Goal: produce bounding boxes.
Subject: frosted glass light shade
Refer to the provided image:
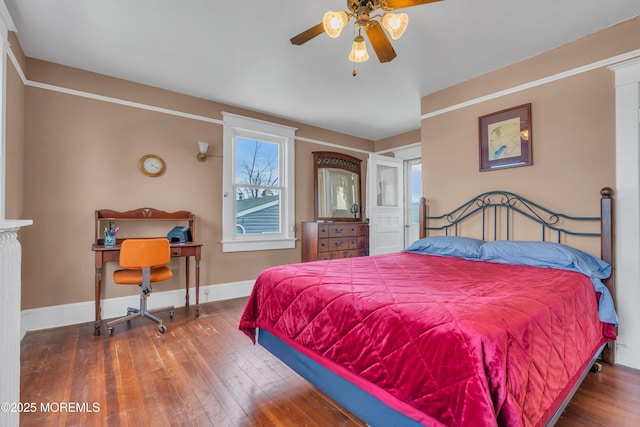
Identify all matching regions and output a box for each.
[381,13,408,40]
[323,11,348,38]
[198,141,209,153]
[197,141,209,161]
[349,35,369,63]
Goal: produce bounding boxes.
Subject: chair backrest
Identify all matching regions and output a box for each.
[119,238,171,269]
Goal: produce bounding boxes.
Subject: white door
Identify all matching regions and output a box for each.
[367,154,404,255]
[405,158,422,246]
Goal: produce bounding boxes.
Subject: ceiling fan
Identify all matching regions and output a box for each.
[290,0,443,64]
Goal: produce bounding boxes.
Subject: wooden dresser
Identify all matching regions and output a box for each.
[301,221,369,262]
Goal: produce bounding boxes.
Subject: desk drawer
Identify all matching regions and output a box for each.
[170,247,182,257]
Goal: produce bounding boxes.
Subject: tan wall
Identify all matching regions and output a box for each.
[421,17,640,254]
[374,129,421,152]
[17,56,374,309]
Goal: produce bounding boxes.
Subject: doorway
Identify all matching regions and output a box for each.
[367,144,422,254]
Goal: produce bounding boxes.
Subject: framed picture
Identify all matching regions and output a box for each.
[478,103,532,171]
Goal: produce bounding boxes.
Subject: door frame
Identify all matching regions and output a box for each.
[391,144,422,247]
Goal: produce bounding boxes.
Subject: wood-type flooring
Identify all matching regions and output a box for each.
[20,297,640,426]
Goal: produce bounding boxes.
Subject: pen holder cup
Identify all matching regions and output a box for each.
[104,233,116,248]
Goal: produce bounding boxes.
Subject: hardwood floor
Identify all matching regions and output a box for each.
[20,297,640,426]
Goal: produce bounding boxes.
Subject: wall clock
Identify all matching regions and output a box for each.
[138,154,166,177]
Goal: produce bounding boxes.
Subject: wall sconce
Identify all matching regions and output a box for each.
[197,141,209,162]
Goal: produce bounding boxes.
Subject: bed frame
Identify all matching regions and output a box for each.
[418,187,615,363]
[257,187,615,427]
[417,187,616,426]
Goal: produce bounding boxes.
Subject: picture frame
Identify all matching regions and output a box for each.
[478,103,532,172]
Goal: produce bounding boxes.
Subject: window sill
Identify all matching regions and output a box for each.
[221,238,297,253]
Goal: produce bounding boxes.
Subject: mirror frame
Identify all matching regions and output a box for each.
[313,151,362,222]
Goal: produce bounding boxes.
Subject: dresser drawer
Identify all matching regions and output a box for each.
[328,237,352,251]
[328,224,358,237]
[301,221,370,262]
[342,249,367,258]
[317,224,330,238]
[318,248,367,260]
[317,252,337,261]
[319,237,359,252]
[318,238,331,252]
[357,235,369,249]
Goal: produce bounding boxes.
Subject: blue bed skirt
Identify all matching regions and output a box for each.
[257,328,424,427]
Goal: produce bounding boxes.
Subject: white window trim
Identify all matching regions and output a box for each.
[221,112,296,252]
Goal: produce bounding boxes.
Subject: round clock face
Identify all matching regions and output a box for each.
[139,154,166,177]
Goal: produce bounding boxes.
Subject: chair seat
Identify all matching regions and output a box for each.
[114,266,173,285]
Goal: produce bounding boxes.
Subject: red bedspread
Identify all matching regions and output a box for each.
[239,252,615,427]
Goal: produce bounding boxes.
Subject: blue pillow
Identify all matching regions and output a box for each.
[477,240,617,324]
[404,236,484,259]
[477,240,611,279]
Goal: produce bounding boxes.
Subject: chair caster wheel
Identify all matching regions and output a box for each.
[170,310,174,318]
[107,327,114,335]
[158,324,166,334]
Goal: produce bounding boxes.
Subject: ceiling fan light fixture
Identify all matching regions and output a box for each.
[381,12,408,40]
[349,35,369,63]
[323,11,349,38]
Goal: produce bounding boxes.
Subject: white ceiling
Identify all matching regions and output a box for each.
[4,0,640,141]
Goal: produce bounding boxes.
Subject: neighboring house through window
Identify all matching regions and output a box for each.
[221,112,296,252]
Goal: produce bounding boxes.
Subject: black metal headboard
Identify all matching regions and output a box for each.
[419,188,613,259]
[421,190,603,242]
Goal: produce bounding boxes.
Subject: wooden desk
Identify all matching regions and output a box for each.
[92,241,202,335]
[91,207,202,336]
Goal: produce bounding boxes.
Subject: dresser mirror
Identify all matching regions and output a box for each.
[313,151,362,221]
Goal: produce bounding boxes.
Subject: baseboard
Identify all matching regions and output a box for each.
[615,339,640,370]
[20,280,254,338]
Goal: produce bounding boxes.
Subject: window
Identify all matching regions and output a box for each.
[221,112,296,252]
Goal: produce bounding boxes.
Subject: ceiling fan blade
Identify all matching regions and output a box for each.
[365,21,397,63]
[290,23,325,45]
[382,0,443,10]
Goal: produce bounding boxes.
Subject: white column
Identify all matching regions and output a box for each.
[0,220,31,427]
[611,58,640,369]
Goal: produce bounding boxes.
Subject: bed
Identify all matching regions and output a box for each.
[239,188,617,427]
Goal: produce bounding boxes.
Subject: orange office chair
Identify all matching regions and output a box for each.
[106,238,175,335]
